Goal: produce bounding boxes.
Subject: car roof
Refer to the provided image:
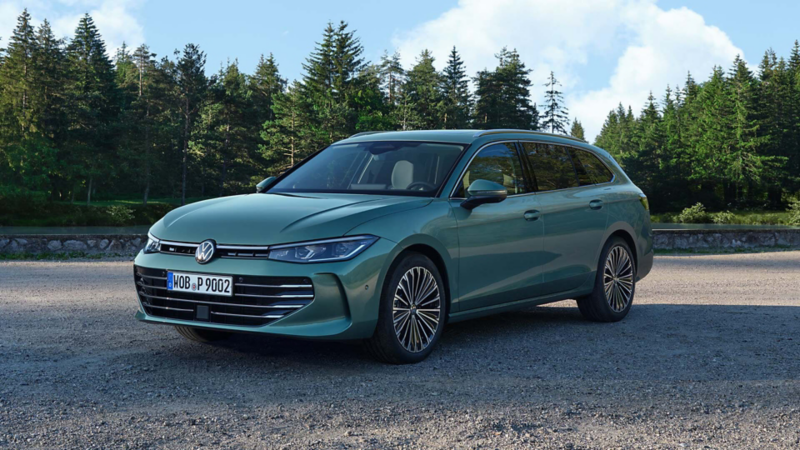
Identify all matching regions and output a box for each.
[340,129,588,146]
[338,129,613,161]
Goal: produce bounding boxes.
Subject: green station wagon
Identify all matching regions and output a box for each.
[134,129,653,363]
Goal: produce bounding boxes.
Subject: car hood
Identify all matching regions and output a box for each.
[150,193,430,245]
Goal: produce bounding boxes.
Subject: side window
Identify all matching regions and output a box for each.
[455,143,528,197]
[571,148,614,184]
[521,142,579,191]
[567,148,594,186]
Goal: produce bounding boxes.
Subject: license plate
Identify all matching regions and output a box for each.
[167,272,233,297]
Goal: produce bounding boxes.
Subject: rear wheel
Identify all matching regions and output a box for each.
[577,237,636,322]
[365,252,446,364]
[174,325,232,343]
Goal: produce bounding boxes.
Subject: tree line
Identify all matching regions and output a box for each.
[2,9,797,215]
[0,10,574,208]
[596,47,800,212]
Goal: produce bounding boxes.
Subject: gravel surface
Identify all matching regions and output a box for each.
[1,252,800,449]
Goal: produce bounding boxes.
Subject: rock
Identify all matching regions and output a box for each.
[0,238,8,249]
[107,240,122,252]
[63,240,88,251]
[87,240,97,248]
[98,239,109,250]
[47,240,63,251]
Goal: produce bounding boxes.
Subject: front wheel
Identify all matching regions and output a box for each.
[365,252,447,364]
[577,237,636,322]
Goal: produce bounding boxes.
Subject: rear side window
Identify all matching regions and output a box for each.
[570,148,614,184]
[455,143,529,197]
[567,148,593,186]
[521,142,579,191]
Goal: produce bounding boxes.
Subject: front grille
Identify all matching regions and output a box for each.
[157,240,271,260]
[134,266,314,326]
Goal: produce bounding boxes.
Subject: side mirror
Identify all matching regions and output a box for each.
[256,176,277,193]
[461,180,508,210]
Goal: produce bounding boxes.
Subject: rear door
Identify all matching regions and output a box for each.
[520,142,609,295]
[451,142,546,311]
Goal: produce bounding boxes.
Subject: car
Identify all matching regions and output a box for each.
[133,129,653,364]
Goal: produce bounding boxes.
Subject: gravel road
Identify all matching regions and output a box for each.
[2,252,800,449]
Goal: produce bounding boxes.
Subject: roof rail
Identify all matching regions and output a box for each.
[348,131,389,138]
[475,129,586,143]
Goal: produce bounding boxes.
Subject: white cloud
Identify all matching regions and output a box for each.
[0,0,144,56]
[393,0,744,140]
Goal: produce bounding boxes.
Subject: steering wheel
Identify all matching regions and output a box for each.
[406,181,437,191]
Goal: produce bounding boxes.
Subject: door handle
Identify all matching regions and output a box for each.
[589,199,604,210]
[523,210,540,221]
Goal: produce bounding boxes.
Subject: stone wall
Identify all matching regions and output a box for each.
[1,230,800,256]
[652,229,800,250]
[0,234,147,255]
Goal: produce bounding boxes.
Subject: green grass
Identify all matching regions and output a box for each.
[1,197,211,227]
[652,210,793,226]
[65,197,210,207]
[0,251,127,260]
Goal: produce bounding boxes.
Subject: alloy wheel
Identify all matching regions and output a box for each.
[603,245,634,312]
[392,266,441,353]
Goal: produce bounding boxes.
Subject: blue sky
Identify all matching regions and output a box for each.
[2,0,799,138]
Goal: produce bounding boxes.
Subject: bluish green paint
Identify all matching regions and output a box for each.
[135,130,653,340]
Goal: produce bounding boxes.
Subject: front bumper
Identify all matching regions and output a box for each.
[133,238,395,340]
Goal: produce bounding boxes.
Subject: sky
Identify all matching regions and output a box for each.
[2,0,799,140]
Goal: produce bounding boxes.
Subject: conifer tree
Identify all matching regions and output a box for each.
[441,46,471,129]
[261,81,306,172]
[569,119,585,141]
[541,71,569,134]
[65,13,118,204]
[406,50,444,129]
[473,48,537,129]
[251,53,286,124]
[379,50,405,106]
[175,43,209,205]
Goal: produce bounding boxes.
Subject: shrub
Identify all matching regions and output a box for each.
[676,203,710,223]
[788,200,800,226]
[106,205,135,225]
[711,210,735,224]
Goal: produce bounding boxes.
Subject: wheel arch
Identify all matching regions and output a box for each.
[605,226,638,271]
[385,236,455,317]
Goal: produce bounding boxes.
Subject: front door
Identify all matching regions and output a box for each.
[451,142,546,311]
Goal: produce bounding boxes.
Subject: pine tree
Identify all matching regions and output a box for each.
[251,53,286,124]
[473,48,537,129]
[379,50,405,106]
[441,46,471,129]
[261,81,307,172]
[570,119,585,141]
[0,10,36,138]
[65,13,118,204]
[405,50,444,129]
[175,43,209,205]
[541,71,569,134]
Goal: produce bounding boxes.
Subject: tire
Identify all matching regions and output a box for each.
[174,325,232,343]
[365,252,447,364]
[577,237,636,322]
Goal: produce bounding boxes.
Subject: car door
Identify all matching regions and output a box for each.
[520,142,609,295]
[450,142,546,311]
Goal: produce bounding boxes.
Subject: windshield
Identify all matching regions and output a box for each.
[269,141,465,196]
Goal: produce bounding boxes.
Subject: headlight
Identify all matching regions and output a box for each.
[268,236,378,263]
[144,233,161,253]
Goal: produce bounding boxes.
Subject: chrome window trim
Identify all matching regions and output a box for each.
[450,139,618,199]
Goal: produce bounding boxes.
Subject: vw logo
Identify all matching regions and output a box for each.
[195,240,216,264]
